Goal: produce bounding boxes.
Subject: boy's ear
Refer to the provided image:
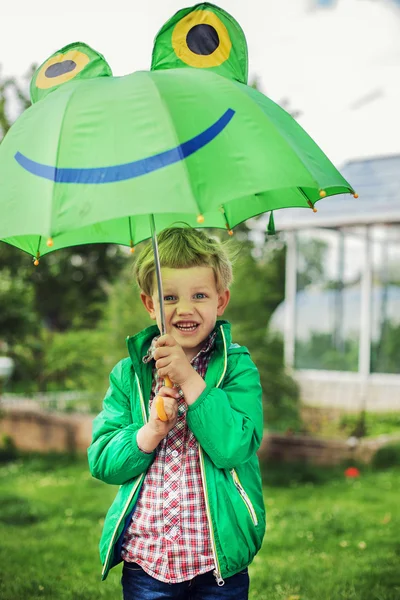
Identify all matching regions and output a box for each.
[140,293,157,320]
[217,289,230,317]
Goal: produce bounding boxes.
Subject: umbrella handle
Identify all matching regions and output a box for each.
[155,376,173,422]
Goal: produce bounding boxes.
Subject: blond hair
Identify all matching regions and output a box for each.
[135,227,233,296]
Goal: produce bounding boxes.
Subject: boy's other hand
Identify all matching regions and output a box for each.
[137,386,179,452]
[149,385,179,435]
[154,334,194,386]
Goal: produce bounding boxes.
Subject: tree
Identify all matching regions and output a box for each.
[224,224,300,429]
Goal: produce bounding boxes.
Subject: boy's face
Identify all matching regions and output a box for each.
[141,266,230,360]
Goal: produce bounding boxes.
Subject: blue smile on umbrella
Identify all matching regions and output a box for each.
[14,109,235,185]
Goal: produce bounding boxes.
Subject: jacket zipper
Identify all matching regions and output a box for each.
[230,468,258,526]
[101,373,147,579]
[198,325,228,587]
[199,448,224,586]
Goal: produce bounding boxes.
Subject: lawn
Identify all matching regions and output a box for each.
[0,455,399,600]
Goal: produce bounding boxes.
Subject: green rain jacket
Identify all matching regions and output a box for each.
[87,320,266,582]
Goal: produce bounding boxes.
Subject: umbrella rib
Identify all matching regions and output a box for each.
[143,72,203,219]
[232,81,353,196]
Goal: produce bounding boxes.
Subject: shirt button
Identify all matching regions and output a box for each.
[171,450,179,458]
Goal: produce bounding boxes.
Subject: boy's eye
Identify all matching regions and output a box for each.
[164,295,176,301]
[194,293,207,299]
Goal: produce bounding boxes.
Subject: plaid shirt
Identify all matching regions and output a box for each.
[121,334,216,583]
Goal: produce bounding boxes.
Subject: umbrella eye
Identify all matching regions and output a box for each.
[31,42,112,104]
[171,10,232,69]
[152,5,248,84]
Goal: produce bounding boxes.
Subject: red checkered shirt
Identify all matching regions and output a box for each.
[121,334,216,583]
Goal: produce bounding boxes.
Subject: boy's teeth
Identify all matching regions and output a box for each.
[176,323,198,331]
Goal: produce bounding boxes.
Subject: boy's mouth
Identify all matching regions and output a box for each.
[173,322,199,333]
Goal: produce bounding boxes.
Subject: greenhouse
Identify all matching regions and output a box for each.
[270,155,400,410]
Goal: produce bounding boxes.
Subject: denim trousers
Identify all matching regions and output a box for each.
[121,562,249,600]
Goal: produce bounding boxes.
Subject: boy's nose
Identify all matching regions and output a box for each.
[176,302,194,315]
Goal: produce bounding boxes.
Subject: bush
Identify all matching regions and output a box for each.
[372,443,400,469]
[10,328,110,395]
[0,435,18,463]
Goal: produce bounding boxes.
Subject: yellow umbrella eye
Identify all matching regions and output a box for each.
[152,5,248,83]
[30,42,112,104]
[36,50,90,90]
[172,10,232,69]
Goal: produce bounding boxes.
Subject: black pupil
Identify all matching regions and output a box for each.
[186,24,219,55]
[45,60,77,78]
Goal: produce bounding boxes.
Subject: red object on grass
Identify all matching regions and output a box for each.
[345,467,360,478]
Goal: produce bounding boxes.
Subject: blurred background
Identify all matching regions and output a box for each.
[0,1,399,599]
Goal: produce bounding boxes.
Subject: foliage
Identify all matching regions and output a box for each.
[296,237,328,292]
[0,266,38,345]
[371,320,400,374]
[9,328,110,395]
[0,435,17,463]
[0,456,399,599]
[372,443,400,469]
[302,409,400,440]
[100,254,153,369]
[224,229,300,428]
[295,332,359,371]
[0,66,32,139]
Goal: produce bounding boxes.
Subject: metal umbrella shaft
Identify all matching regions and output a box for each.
[149,214,172,421]
[150,213,167,336]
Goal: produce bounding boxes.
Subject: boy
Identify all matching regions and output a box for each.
[88,227,265,599]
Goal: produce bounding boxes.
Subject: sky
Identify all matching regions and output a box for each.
[1,0,399,166]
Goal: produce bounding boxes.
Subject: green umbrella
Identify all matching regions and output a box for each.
[0,2,356,418]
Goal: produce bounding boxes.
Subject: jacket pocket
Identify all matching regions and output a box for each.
[230,468,258,526]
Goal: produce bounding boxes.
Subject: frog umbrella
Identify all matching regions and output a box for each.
[0,2,356,419]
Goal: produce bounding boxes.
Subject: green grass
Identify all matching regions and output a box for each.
[0,455,399,600]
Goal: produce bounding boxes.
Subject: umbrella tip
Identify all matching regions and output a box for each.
[197,214,205,224]
[46,237,54,247]
[307,200,318,213]
[33,259,39,266]
[319,189,327,198]
[354,192,359,199]
[130,240,135,253]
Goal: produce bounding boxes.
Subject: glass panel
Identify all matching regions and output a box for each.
[370,225,400,374]
[294,227,363,371]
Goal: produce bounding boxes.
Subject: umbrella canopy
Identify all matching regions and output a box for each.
[0,3,354,260]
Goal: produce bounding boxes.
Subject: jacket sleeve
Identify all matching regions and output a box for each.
[87,359,154,485]
[186,352,263,470]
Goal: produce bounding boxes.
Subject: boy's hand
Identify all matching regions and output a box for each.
[149,385,179,435]
[153,334,195,386]
[137,386,179,452]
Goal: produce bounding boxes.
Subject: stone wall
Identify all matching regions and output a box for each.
[1,406,399,465]
[258,432,400,466]
[0,407,93,453]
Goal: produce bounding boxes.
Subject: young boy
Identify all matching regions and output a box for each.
[88,227,265,599]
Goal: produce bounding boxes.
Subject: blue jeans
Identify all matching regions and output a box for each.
[121,562,249,599]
